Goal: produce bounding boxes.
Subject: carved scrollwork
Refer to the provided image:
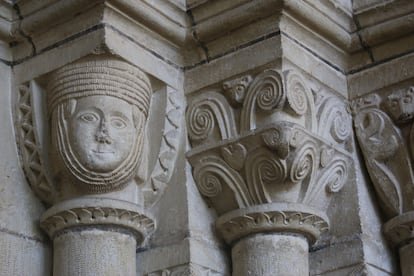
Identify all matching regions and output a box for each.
[303,158,348,208]
[187,91,237,146]
[192,155,253,207]
[318,97,351,144]
[354,107,411,217]
[261,126,291,159]
[285,73,308,116]
[245,148,287,204]
[290,142,317,184]
[240,69,285,132]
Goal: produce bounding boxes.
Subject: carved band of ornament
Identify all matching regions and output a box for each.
[186,91,237,146]
[40,198,155,243]
[17,83,54,204]
[147,88,184,205]
[383,211,414,247]
[147,263,224,276]
[216,203,329,245]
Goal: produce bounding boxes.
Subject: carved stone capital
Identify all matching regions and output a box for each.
[216,203,328,245]
[383,211,414,248]
[40,198,155,245]
[352,91,414,219]
[186,68,351,236]
[188,121,349,216]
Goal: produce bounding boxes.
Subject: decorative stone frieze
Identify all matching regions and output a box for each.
[187,68,351,275]
[352,86,414,275]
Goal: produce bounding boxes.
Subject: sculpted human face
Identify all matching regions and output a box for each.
[67,95,138,173]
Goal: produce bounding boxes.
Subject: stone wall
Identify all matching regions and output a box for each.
[0,0,413,275]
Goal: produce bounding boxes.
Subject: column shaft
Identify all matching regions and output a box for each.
[231,233,309,276]
[53,228,137,276]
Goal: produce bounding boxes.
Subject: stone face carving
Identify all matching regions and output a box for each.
[17,77,183,207]
[48,57,151,195]
[384,87,414,124]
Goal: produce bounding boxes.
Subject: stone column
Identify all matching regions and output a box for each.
[186,69,351,275]
[41,198,154,276]
[216,204,327,276]
[383,212,414,276]
[21,55,156,275]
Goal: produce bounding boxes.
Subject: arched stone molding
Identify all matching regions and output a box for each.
[186,68,352,275]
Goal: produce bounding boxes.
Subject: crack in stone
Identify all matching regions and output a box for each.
[12,3,37,59]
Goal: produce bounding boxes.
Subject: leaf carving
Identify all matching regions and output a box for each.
[366,159,402,216]
[354,108,411,217]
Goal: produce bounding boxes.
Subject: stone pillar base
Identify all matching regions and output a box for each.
[232,233,308,276]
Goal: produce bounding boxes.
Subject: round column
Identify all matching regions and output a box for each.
[41,198,154,276]
[216,203,329,276]
[232,234,308,276]
[384,211,414,276]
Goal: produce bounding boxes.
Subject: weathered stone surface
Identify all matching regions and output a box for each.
[0,0,412,275]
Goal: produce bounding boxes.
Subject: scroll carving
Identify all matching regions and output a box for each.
[187,91,237,146]
[240,69,285,132]
[187,67,351,221]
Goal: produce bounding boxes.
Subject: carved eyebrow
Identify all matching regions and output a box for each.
[75,106,103,117]
[110,110,131,121]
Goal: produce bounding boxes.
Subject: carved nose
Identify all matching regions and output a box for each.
[95,121,112,144]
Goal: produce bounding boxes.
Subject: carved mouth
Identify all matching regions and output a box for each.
[92,149,115,154]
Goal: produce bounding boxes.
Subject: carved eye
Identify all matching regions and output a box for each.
[79,113,98,123]
[111,118,127,129]
[403,97,412,104]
